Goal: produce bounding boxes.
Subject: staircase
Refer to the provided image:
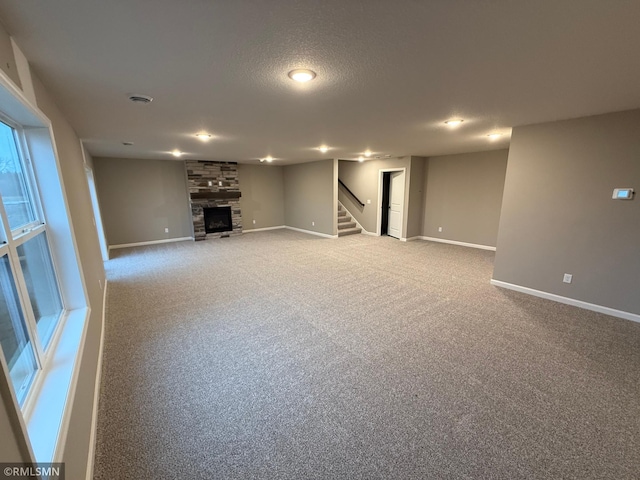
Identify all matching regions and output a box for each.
[337,204,362,237]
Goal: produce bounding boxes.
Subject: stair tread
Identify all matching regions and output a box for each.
[338,222,357,229]
[338,227,362,237]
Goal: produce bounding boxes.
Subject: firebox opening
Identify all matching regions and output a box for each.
[203,206,232,233]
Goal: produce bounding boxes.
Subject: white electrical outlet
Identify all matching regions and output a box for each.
[207,180,213,187]
[252,219,256,225]
[438,227,442,232]
[164,227,169,233]
[218,181,223,186]
[563,273,573,284]
[367,199,371,204]
[312,221,315,226]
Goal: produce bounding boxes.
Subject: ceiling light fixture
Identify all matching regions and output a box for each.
[358,156,364,162]
[195,133,212,141]
[364,150,372,157]
[318,145,329,153]
[263,156,274,163]
[171,149,182,157]
[288,69,316,83]
[445,119,464,127]
[487,133,502,140]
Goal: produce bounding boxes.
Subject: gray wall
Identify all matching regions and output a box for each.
[238,164,285,229]
[0,21,20,88]
[493,110,640,315]
[284,160,335,235]
[93,157,193,246]
[338,156,414,236]
[423,150,508,247]
[408,156,427,239]
[31,74,107,477]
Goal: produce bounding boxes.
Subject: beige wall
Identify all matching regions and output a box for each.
[493,110,640,315]
[284,160,335,235]
[93,157,193,246]
[238,164,285,229]
[422,150,508,247]
[30,74,107,478]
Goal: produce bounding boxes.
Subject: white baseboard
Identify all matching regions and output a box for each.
[420,236,496,251]
[284,226,337,239]
[243,226,286,233]
[490,279,640,324]
[338,201,372,235]
[108,236,193,251]
[85,279,108,480]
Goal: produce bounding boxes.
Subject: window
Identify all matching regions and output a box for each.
[0,119,63,405]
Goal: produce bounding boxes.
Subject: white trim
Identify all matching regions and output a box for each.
[403,236,421,242]
[284,226,337,239]
[490,279,640,324]
[85,280,107,480]
[338,200,371,235]
[420,236,497,251]
[108,236,193,251]
[26,307,90,463]
[243,226,286,233]
[376,167,407,237]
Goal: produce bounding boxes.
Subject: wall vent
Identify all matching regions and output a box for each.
[128,94,153,104]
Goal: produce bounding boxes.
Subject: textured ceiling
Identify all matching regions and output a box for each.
[0,0,639,164]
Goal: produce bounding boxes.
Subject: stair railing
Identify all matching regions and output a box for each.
[338,179,365,207]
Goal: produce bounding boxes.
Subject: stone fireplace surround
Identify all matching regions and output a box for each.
[185,160,242,241]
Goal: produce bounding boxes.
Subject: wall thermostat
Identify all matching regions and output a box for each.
[612,188,634,200]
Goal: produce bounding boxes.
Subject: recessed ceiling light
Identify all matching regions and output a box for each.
[288,69,317,82]
[364,150,372,157]
[128,93,153,104]
[171,149,182,157]
[318,145,329,153]
[264,156,274,163]
[358,156,364,162]
[195,133,212,141]
[445,119,464,127]
[487,133,502,140]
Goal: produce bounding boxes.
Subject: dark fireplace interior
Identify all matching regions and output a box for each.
[203,206,232,233]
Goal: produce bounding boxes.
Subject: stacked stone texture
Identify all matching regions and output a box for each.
[185,160,242,241]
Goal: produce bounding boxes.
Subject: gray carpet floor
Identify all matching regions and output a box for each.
[93,230,640,479]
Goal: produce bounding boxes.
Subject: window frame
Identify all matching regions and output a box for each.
[0,117,66,390]
[0,65,91,465]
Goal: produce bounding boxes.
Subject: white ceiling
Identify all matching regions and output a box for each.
[0,0,639,165]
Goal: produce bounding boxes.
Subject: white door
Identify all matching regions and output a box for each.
[387,171,404,239]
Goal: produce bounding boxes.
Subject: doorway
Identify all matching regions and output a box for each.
[377,168,405,239]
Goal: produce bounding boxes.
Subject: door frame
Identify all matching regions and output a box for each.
[376,168,406,237]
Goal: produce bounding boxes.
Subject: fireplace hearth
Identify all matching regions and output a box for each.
[204,206,232,233]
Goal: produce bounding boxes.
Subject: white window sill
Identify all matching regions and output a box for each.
[25,307,90,463]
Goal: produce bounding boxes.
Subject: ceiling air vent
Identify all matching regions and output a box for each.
[128,94,153,104]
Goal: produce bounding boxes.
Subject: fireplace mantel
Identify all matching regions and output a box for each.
[190,191,242,200]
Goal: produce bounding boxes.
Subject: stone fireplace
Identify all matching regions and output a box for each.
[185,160,242,240]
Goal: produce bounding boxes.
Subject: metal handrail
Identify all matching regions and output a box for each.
[338,179,365,207]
